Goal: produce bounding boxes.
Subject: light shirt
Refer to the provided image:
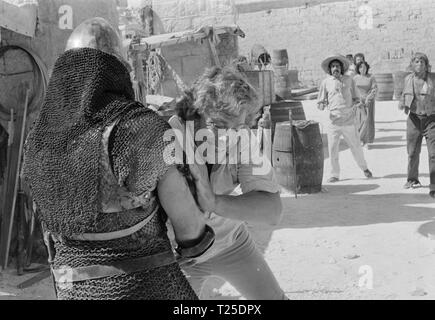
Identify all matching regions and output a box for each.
[168,116,280,263]
[318,74,358,126]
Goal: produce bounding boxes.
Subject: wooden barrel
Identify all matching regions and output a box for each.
[269,100,305,145]
[271,49,289,66]
[270,100,306,124]
[272,122,295,190]
[374,73,394,101]
[273,65,292,101]
[272,120,324,193]
[272,121,292,152]
[393,71,411,100]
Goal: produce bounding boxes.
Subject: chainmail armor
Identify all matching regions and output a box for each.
[23,48,196,300]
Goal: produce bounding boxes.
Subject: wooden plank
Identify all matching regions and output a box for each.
[0,83,29,270]
[132,27,233,52]
[291,92,319,101]
[17,268,51,289]
[291,87,318,97]
[133,33,206,51]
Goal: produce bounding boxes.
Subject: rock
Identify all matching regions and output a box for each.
[328,257,337,264]
[410,288,427,297]
[344,254,360,260]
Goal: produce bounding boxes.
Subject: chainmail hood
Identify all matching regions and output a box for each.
[23,47,150,236]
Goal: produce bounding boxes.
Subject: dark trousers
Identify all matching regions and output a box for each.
[407,112,435,191]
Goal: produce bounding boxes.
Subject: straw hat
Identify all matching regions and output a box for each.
[321,54,350,74]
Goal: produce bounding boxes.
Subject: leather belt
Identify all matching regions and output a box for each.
[51,250,176,283]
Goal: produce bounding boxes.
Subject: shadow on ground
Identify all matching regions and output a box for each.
[275,184,435,229]
[374,135,404,143]
[203,184,434,300]
[418,220,435,238]
[383,173,430,180]
[323,135,406,158]
[246,183,435,258]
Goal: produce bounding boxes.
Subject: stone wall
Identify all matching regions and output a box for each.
[236,0,435,85]
[151,0,237,34]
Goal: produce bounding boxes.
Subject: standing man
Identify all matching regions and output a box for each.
[318,54,373,183]
[399,52,435,198]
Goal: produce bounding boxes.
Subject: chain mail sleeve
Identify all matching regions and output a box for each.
[109,109,175,196]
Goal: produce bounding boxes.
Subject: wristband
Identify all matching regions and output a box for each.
[175,224,215,258]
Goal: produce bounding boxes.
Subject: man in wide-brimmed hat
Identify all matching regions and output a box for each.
[399,52,435,198]
[318,54,373,183]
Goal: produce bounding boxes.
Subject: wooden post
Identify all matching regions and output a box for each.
[289,110,297,199]
[207,35,221,68]
[16,190,26,275]
[0,83,30,271]
[263,106,272,163]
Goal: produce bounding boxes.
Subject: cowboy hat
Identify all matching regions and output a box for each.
[321,54,350,74]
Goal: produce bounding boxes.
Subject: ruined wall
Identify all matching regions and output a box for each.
[236,0,435,85]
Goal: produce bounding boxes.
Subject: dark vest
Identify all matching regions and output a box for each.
[402,73,435,116]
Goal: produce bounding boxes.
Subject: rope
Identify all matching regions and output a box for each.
[145,51,165,94]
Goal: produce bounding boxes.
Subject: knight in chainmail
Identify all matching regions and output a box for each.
[22,18,214,300]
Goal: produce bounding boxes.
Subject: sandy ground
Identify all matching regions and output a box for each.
[1,100,434,300]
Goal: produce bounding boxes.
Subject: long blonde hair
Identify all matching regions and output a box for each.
[176,66,261,128]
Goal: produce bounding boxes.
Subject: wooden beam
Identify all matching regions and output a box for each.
[132,33,206,51]
[131,27,233,52]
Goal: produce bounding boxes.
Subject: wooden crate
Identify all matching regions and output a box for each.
[243,70,275,107]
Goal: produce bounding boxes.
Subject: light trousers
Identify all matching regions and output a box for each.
[328,122,368,179]
[182,225,287,300]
